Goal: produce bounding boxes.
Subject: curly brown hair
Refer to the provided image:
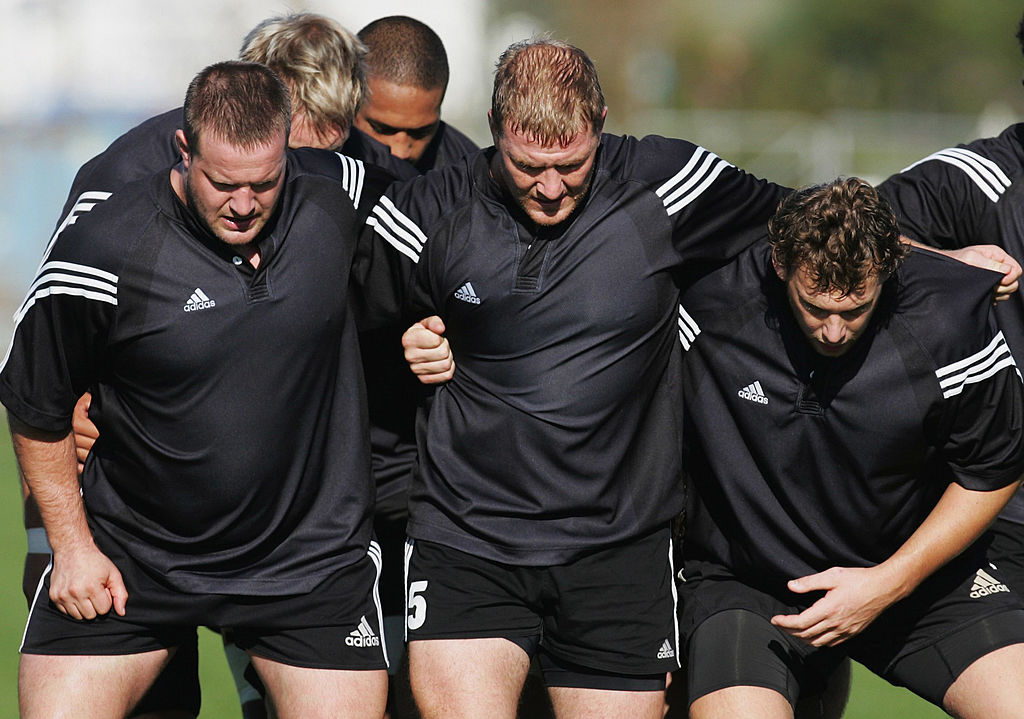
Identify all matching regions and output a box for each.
[769,177,907,296]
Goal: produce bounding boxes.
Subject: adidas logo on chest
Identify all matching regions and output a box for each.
[454,282,481,305]
[183,288,216,312]
[738,380,769,405]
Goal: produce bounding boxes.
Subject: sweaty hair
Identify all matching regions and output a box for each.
[769,178,907,296]
[183,61,291,157]
[241,12,367,139]
[358,15,449,92]
[491,38,606,146]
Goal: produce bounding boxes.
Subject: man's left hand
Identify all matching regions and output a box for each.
[769,565,894,647]
[942,244,1022,301]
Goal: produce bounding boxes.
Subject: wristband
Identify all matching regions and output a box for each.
[26,527,52,554]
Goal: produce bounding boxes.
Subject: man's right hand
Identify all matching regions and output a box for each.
[403,316,455,384]
[50,543,128,620]
[72,392,98,474]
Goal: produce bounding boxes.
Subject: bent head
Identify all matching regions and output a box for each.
[489,39,607,227]
[241,12,366,150]
[355,16,450,162]
[769,178,907,357]
[177,61,290,247]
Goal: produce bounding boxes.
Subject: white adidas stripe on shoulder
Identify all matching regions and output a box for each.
[333,153,366,209]
[936,331,1016,399]
[37,191,113,273]
[677,304,700,350]
[901,148,1011,203]
[15,261,118,323]
[1,196,118,375]
[366,195,426,263]
[656,146,734,217]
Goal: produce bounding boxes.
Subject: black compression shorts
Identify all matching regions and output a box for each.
[679,555,1024,707]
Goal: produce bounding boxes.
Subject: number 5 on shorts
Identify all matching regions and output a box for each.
[408,580,428,630]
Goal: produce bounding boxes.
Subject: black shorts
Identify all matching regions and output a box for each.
[983,517,1024,596]
[404,527,680,688]
[24,540,389,671]
[373,511,408,619]
[373,512,409,676]
[679,555,1024,708]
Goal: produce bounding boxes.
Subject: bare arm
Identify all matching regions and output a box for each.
[771,479,1020,647]
[9,412,127,619]
[21,392,99,605]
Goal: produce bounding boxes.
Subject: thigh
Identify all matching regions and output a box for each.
[942,641,1024,718]
[544,526,680,678]
[404,538,542,641]
[548,685,665,719]
[408,638,530,719]
[250,654,387,719]
[20,650,170,719]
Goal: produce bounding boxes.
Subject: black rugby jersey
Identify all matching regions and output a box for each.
[347,122,478,518]
[59,109,182,220]
[45,108,421,522]
[878,123,1024,524]
[368,133,789,564]
[413,121,479,175]
[0,148,411,594]
[342,127,420,182]
[679,243,1024,596]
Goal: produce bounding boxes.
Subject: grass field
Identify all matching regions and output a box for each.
[0,436,946,718]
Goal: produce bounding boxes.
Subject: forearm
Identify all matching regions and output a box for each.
[8,412,93,555]
[874,479,1019,602]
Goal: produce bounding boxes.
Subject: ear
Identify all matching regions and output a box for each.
[771,250,788,282]
[331,124,348,149]
[314,123,345,151]
[175,130,191,168]
[595,106,608,134]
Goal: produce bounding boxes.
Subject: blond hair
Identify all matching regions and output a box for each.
[491,38,605,146]
[241,13,367,140]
